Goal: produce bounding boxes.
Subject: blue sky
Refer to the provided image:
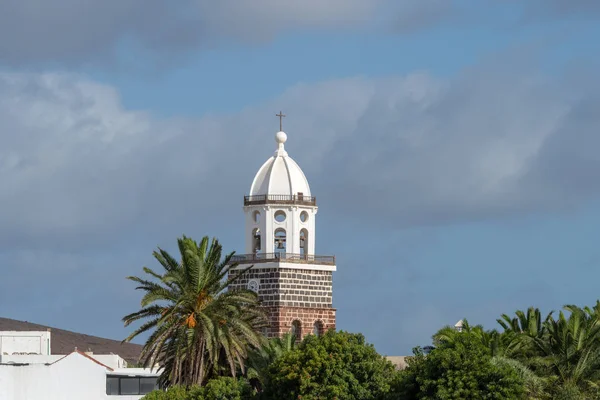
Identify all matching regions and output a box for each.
[1,0,600,355]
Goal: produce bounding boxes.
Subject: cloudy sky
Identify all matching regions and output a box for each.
[1,0,599,355]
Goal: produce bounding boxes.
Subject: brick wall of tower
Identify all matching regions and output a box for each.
[228,266,335,338]
[265,306,336,339]
[228,268,333,308]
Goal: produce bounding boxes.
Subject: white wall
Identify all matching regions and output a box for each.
[0,352,106,400]
[0,354,63,364]
[0,331,51,355]
[88,354,128,369]
[0,352,154,400]
[244,205,317,255]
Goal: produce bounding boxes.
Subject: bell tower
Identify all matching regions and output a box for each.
[228,118,336,339]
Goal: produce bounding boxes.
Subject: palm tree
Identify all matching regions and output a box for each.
[434,319,507,356]
[497,307,554,362]
[122,235,267,387]
[497,307,551,338]
[435,319,550,398]
[246,333,297,391]
[490,356,549,400]
[532,306,600,396]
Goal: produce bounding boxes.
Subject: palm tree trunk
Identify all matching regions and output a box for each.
[198,339,206,385]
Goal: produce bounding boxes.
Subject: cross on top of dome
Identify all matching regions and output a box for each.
[276,111,286,131]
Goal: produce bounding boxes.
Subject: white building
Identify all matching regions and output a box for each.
[0,331,159,400]
[0,330,51,356]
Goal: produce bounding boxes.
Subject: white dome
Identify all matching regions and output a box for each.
[249,131,311,197]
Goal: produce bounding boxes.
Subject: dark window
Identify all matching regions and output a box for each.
[291,320,301,339]
[120,377,140,395]
[106,376,119,395]
[106,375,158,396]
[313,321,323,337]
[140,377,159,394]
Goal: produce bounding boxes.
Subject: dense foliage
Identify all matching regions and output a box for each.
[128,235,600,399]
[123,235,267,386]
[142,377,255,400]
[396,330,525,399]
[260,330,398,400]
[246,332,297,390]
[399,302,600,399]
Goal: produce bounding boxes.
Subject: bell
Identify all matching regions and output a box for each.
[276,240,284,249]
[300,238,305,248]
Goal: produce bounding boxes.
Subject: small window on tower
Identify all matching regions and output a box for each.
[274,228,286,254]
[300,211,309,223]
[291,320,301,339]
[274,210,286,222]
[313,321,324,337]
[253,210,260,223]
[300,229,308,257]
[253,228,261,253]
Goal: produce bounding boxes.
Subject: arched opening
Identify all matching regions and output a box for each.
[253,210,260,223]
[313,321,324,337]
[274,228,286,255]
[291,320,302,340]
[300,228,308,257]
[252,228,261,254]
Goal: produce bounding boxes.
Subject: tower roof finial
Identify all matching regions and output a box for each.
[276,111,286,132]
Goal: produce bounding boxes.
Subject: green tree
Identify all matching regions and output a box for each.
[497,307,549,338]
[398,330,525,399]
[490,357,549,400]
[246,333,297,390]
[123,235,267,387]
[200,376,255,399]
[141,385,189,400]
[261,330,398,400]
[497,307,553,362]
[532,305,600,398]
[142,378,255,400]
[434,319,515,358]
[499,303,600,397]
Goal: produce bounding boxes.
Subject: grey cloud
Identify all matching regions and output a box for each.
[391,0,456,33]
[498,0,600,23]
[523,92,600,202]
[0,0,454,66]
[530,0,600,15]
[2,61,600,350]
[1,63,599,249]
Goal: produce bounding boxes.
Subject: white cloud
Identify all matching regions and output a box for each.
[0,61,598,249]
[1,59,600,352]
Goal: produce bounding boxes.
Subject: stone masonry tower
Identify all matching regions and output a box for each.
[227,122,336,339]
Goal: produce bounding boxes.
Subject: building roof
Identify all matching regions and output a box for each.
[0,317,142,364]
[51,350,114,371]
[386,356,409,370]
[249,131,312,197]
